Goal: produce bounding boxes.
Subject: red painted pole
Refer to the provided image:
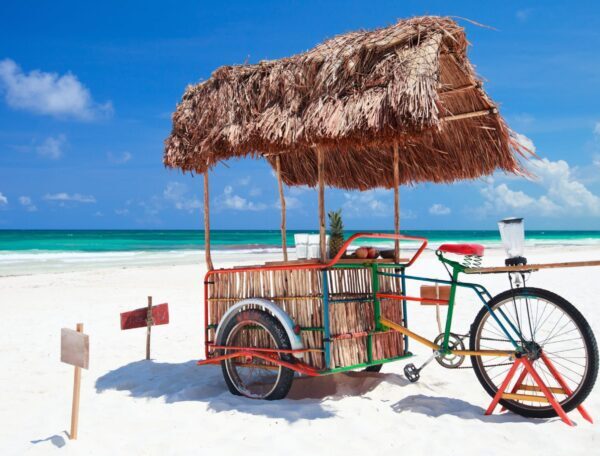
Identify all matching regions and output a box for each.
[520,358,573,426]
[541,353,593,423]
[485,358,522,416]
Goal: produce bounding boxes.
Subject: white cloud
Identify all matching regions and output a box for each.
[531,158,600,214]
[513,132,536,153]
[43,192,96,203]
[429,203,451,215]
[138,197,162,220]
[516,9,532,22]
[18,196,37,211]
[107,151,132,164]
[343,190,391,217]
[36,134,66,159]
[218,185,267,211]
[481,180,558,216]
[238,176,251,186]
[0,59,112,120]
[590,124,600,169]
[480,157,600,217]
[512,113,535,129]
[289,186,310,196]
[0,192,7,206]
[480,133,600,217]
[274,195,302,210]
[163,182,201,213]
[115,208,129,216]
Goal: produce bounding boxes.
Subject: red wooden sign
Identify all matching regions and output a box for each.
[120,303,169,330]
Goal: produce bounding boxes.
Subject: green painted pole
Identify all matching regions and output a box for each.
[372,264,381,331]
[442,266,460,352]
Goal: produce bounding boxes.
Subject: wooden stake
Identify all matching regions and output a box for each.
[70,323,83,440]
[275,156,288,262]
[316,147,326,262]
[203,172,214,271]
[146,296,153,360]
[393,142,400,263]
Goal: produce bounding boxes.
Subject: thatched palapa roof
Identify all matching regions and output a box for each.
[164,16,526,190]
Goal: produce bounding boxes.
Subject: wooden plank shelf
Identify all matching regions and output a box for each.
[465,260,600,274]
[261,258,410,267]
[336,258,408,265]
[262,259,321,267]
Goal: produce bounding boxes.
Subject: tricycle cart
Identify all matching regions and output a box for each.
[164,16,598,423]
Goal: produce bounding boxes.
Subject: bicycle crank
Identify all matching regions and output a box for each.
[433,333,466,368]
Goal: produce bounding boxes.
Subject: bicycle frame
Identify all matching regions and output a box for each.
[376,250,523,357]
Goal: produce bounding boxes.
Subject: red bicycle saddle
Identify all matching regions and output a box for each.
[438,243,485,257]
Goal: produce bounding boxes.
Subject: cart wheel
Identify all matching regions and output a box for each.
[404,363,420,383]
[217,309,294,400]
[470,287,598,418]
[364,364,382,373]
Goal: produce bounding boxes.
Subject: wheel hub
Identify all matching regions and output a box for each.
[521,341,542,361]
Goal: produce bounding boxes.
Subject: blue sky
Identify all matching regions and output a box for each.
[0,0,599,230]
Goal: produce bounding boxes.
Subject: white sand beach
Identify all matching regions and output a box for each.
[1,246,599,455]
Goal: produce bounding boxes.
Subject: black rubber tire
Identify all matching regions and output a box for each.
[217,309,294,400]
[364,364,383,373]
[470,287,598,418]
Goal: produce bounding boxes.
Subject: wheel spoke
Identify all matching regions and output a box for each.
[540,313,566,346]
[543,336,583,345]
[543,327,579,344]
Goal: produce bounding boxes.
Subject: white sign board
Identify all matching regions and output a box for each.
[61,328,89,369]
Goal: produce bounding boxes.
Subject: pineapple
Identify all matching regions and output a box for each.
[328,209,345,257]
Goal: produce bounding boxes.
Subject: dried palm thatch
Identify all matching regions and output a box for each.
[164,16,527,189]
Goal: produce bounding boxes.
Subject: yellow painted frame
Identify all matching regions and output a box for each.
[379,317,516,358]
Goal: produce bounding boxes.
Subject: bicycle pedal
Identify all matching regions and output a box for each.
[404,363,420,383]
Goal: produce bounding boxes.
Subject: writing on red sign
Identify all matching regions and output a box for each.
[120,303,169,330]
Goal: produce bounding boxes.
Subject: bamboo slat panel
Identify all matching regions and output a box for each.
[206,267,404,370]
[331,338,369,367]
[374,297,405,360]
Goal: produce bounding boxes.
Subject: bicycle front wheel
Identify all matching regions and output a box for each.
[470,287,598,418]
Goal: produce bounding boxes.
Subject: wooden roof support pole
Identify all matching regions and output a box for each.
[203,171,214,271]
[393,142,400,263]
[316,147,326,262]
[275,155,288,262]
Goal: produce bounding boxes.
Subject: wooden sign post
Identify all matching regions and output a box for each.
[61,323,89,440]
[120,297,169,360]
[146,296,153,360]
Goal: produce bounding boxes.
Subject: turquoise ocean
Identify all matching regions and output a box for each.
[2,229,600,252]
[1,230,599,275]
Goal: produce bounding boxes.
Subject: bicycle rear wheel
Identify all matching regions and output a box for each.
[470,287,598,418]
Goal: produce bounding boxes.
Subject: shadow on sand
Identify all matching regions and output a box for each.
[97,360,540,424]
[30,432,67,448]
[95,359,410,421]
[391,394,546,424]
